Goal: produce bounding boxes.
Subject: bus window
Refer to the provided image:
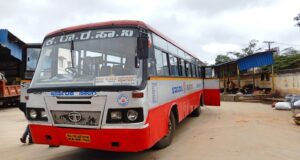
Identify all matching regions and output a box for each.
[198,66,202,78]
[169,54,179,76]
[180,59,186,77]
[155,49,169,76]
[26,48,40,71]
[194,64,198,77]
[191,64,197,77]
[185,61,191,77]
[204,67,215,78]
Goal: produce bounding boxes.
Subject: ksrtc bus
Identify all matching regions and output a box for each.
[27,20,220,152]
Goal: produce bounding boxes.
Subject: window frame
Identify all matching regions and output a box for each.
[150,32,204,78]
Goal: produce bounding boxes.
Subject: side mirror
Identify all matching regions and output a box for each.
[137,35,149,59]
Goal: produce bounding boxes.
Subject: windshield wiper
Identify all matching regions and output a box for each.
[70,40,75,68]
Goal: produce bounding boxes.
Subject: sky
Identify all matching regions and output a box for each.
[1,0,300,64]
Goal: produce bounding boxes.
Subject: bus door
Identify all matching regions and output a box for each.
[202,66,220,106]
[20,44,42,106]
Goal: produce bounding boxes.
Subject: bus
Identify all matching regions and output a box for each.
[26,20,220,152]
[20,44,41,108]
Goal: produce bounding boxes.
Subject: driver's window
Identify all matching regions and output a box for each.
[37,48,53,80]
[26,48,41,71]
[57,48,72,74]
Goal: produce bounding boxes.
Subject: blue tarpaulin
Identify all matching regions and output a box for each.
[237,51,273,71]
[0,29,24,60]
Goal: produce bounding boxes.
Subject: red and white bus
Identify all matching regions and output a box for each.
[26,20,220,152]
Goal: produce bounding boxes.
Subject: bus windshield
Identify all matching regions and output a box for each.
[30,28,143,89]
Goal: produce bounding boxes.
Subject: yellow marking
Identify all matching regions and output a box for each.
[66,133,91,143]
[149,76,203,80]
[21,80,32,83]
[204,78,219,80]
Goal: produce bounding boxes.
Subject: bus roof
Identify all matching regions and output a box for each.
[46,20,200,62]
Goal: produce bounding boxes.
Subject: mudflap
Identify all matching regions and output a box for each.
[203,79,220,106]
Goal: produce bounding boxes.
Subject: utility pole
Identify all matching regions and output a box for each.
[263,41,275,51]
[263,41,275,93]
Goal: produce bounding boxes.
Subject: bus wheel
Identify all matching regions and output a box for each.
[153,112,176,149]
[191,106,201,117]
[191,97,203,117]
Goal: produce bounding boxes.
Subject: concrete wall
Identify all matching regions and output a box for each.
[274,72,300,96]
[219,72,300,96]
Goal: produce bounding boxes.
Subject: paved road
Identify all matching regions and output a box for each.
[1,102,300,160]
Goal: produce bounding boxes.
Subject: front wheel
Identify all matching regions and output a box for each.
[153,113,176,149]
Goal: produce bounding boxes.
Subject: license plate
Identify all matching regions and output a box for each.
[66,133,91,143]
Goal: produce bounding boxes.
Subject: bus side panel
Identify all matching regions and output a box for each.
[147,103,170,146]
[146,90,203,147]
[204,79,221,106]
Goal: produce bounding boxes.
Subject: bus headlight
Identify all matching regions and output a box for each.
[29,109,38,119]
[111,111,122,120]
[107,108,144,123]
[127,109,138,121]
[41,110,47,118]
[26,108,48,121]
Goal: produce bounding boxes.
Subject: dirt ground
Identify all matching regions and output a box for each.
[1,102,300,160]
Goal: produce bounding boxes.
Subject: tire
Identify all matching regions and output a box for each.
[191,97,203,117]
[153,112,176,149]
[190,106,201,117]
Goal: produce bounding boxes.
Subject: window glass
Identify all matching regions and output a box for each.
[193,64,197,77]
[178,49,185,59]
[155,49,169,76]
[26,48,41,71]
[31,28,142,89]
[168,43,177,55]
[205,67,215,78]
[198,66,202,78]
[169,55,179,76]
[194,65,198,77]
[190,63,194,77]
[153,34,168,51]
[185,61,191,77]
[180,59,186,77]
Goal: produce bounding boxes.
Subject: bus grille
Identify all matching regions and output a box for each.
[51,111,101,126]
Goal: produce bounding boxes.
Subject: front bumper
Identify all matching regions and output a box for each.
[29,124,151,152]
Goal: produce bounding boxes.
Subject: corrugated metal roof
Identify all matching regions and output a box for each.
[0,29,25,60]
[237,51,273,71]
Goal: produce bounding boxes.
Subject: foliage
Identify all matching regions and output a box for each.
[240,39,262,56]
[214,39,261,64]
[274,48,300,71]
[215,54,232,64]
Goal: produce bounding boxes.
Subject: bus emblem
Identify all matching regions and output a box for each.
[117,94,129,106]
[68,112,82,123]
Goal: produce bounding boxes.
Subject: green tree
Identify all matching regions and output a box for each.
[241,39,262,56]
[281,47,298,56]
[214,39,261,65]
[215,54,232,64]
[227,39,261,59]
[274,47,300,70]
